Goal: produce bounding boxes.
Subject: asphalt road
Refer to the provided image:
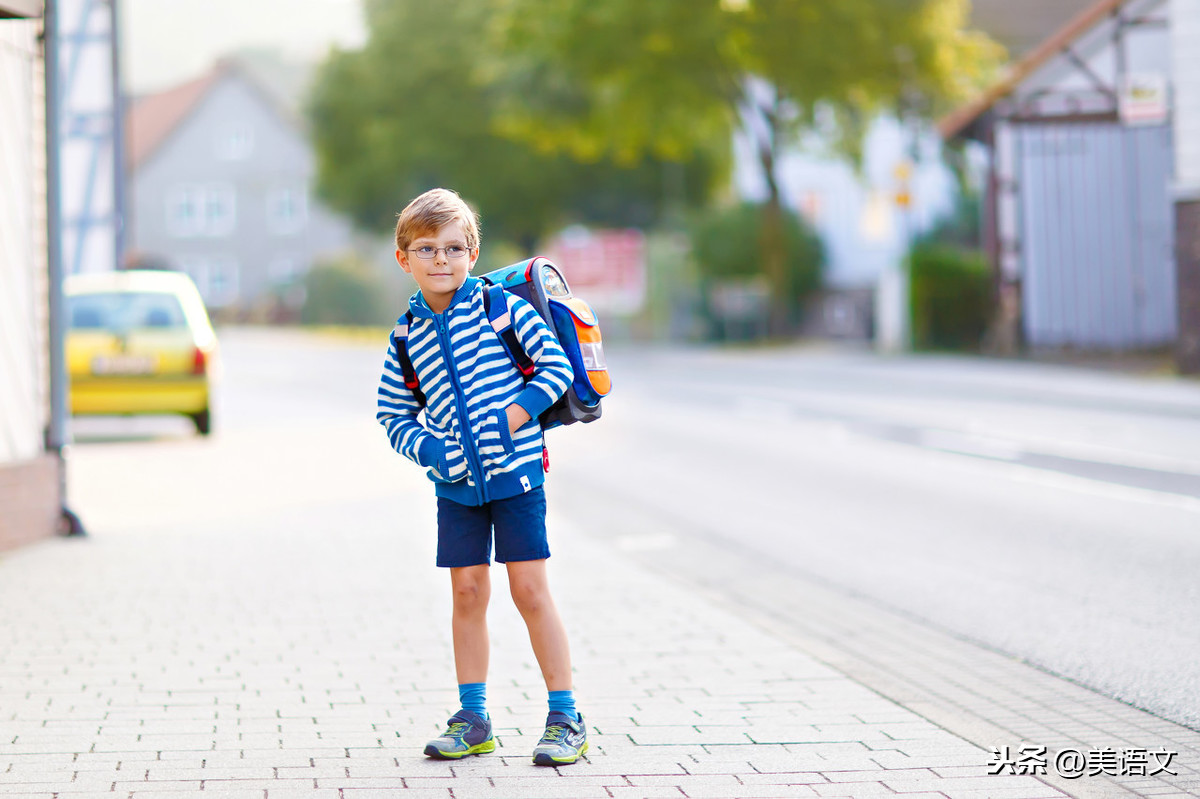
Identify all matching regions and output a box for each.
[69,328,1200,732]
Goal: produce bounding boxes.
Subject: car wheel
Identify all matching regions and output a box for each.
[191,408,212,436]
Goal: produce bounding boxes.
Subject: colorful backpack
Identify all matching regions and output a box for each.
[479,257,610,428]
[393,257,611,430]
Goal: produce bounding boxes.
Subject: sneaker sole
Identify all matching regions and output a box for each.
[532,741,588,766]
[424,739,496,759]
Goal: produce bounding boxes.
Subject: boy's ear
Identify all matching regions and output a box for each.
[395,248,413,274]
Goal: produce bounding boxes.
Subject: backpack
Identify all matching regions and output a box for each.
[392,256,611,430]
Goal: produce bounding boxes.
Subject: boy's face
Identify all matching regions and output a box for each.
[396,220,479,313]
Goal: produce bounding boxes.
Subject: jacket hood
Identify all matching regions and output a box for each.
[408,276,483,319]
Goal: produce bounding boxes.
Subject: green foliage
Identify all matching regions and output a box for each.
[307,0,724,248]
[488,0,1004,166]
[300,257,394,326]
[488,0,1002,334]
[919,189,982,250]
[690,202,823,311]
[909,242,991,351]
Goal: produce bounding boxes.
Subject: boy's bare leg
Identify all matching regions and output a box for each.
[506,559,572,691]
[450,565,491,684]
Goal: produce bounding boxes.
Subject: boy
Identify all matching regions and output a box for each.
[376,188,588,766]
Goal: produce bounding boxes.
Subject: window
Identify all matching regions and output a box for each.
[267,186,308,235]
[178,254,240,308]
[207,256,239,306]
[216,125,254,160]
[167,186,202,237]
[204,185,236,236]
[68,292,187,330]
[166,184,237,238]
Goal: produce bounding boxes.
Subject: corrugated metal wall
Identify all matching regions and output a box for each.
[0,18,48,464]
[1016,122,1177,349]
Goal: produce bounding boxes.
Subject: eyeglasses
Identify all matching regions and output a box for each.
[408,245,471,260]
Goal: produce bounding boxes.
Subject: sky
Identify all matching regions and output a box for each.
[120,0,366,93]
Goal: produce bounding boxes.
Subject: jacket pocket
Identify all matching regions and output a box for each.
[477,407,516,472]
[427,438,468,484]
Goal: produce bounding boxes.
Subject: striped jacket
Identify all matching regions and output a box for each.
[377,276,574,506]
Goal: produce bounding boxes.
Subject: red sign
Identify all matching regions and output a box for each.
[543,227,646,314]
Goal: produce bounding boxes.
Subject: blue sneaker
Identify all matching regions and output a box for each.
[424,710,495,759]
[532,711,588,766]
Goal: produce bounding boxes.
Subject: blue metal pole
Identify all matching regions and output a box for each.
[44,0,85,535]
[110,0,126,268]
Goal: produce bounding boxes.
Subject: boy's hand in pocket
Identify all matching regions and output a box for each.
[505,403,531,434]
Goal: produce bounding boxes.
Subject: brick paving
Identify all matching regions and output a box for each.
[0,407,1194,798]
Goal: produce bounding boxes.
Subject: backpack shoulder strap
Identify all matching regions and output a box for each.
[483,284,535,379]
[391,311,427,408]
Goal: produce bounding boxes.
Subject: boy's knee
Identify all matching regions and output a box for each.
[452,575,490,611]
[510,579,549,616]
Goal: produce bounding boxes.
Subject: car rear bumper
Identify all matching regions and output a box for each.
[69,377,209,415]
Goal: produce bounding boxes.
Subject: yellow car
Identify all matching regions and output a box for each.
[66,270,218,435]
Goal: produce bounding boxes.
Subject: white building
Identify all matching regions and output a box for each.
[0,0,62,550]
[733,103,960,343]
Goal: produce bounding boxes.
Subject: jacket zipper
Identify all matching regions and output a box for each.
[435,311,488,504]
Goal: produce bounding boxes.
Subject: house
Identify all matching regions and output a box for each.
[124,53,355,313]
[1,0,62,550]
[939,0,1193,362]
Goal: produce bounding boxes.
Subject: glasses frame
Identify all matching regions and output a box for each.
[406,245,473,260]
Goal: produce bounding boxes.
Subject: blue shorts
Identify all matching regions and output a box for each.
[436,486,550,567]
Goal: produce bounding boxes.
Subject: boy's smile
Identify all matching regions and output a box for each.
[397,220,479,313]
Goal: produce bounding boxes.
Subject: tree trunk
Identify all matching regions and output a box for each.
[755,103,790,338]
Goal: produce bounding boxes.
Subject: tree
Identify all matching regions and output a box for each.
[488,0,1003,332]
[690,201,823,337]
[307,0,723,250]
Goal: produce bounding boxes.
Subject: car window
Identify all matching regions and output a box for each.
[69,292,188,330]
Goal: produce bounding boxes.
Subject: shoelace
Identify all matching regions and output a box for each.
[539,724,569,744]
[444,722,469,738]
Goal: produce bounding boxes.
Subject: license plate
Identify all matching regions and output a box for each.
[91,354,157,375]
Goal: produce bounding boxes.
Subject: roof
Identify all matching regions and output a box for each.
[938,0,1130,139]
[125,71,220,169]
[125,52,314,170]
[969,0,1096,56]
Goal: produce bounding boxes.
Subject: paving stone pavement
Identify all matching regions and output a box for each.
[0,410,1195,799]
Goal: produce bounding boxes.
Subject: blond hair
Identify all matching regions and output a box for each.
[394,188,481,252]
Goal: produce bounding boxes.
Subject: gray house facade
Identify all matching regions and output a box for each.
[125,56,354,312]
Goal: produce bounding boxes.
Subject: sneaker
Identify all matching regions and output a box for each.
[532,711,588,766]
[424,710,495,759]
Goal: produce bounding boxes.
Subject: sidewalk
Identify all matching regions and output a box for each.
[1,410,1197,798]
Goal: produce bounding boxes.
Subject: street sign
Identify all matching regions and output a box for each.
[1119,73,1169,127]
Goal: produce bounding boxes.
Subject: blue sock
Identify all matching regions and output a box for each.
[548,689,577,720]
[459,682,487,719]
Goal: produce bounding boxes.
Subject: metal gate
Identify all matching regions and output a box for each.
[1016,121,1176,349]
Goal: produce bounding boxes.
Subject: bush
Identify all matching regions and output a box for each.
[688,202,823,337]
[909,243,992,351]
[300,256,394,326]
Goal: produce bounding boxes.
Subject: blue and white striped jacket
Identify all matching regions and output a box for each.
[377,276,574,506]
